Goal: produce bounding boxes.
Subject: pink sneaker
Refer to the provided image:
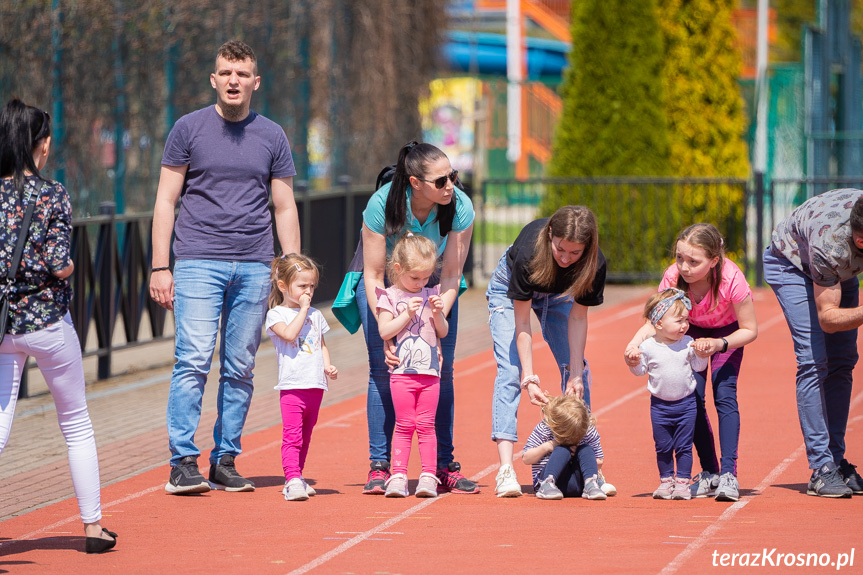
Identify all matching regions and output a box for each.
[653,476,674,500]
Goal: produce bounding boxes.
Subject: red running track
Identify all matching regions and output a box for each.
[1,288,861,574]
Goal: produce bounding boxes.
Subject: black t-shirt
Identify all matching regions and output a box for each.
[505,218,606,305]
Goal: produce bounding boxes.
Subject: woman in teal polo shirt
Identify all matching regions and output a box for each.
[358,141,478,495]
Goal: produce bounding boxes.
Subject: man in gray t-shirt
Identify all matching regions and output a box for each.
[764,188,863,498]
[150,40,300,495]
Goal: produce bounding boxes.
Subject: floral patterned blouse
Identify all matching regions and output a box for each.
[1,176,73,334]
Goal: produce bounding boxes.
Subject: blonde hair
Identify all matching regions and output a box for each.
[269,253,320,308]
[386,234,439,285]
[542,395,595,446]
[673,223,724,311]
[643,288,689,323]
[528,206,599,300]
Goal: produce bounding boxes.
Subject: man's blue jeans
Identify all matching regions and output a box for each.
[357,278,458,468]
[487,252,592,442]
[167,260,270,467]
[763,248,858,469]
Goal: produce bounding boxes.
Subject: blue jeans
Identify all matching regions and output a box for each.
[763,248,858,469]
[487,252,592,442]
[536,444,598,497]
[687,322,743,477]
[167,259,271,466]
[357,278,458,468]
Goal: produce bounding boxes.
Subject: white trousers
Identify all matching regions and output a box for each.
[0,313,102,523]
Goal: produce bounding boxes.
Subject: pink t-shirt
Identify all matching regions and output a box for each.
[658,259,751,329]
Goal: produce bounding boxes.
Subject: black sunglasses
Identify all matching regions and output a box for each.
[417,169,458,189]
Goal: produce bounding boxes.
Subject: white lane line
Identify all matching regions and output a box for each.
[658,389,863,575]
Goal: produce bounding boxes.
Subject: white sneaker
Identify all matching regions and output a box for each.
[385,473,409,498]
[302,477,316,497]
[597,471,617,496]
[283,477,309,501]
[415,472,440,498]
[495,464,522,498]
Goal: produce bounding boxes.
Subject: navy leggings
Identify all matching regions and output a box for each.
[651,394,696,479]
[536,444,598,497]
[687,322,743,477]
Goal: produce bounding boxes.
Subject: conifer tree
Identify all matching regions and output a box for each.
[547,0,670,179]
[659,0,749,177]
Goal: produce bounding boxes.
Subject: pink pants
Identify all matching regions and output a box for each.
[390,373,440,475]
[280,388,324,481]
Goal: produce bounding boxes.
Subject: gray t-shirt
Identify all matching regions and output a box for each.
[162,106,296,262]
[771,188,863,286]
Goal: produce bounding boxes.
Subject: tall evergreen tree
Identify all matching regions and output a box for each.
[659,0,750,177]
[548,0,670,178]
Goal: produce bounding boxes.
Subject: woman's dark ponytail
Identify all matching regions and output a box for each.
[384,141,416,237]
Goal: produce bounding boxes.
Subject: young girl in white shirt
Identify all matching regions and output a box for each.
[629,288,708,500]
[266,254,338,501]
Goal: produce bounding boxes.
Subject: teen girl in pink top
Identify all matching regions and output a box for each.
[625,223,758,502]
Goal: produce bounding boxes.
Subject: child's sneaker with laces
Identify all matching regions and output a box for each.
[436,461,480,494]
[597,470,617,496]
[807,462,853,498]
[535,476,563,500]
[653,476,675,500]
[415,472,440,498]
[385,473,409,498]
[671,477,691,500]
[283,477,309,501]
[714,472,739,502]
[690,471,719,498]
[838,459,863,494]
[362,461,390,495]
[495,463,522,497]
[581,475,607,500]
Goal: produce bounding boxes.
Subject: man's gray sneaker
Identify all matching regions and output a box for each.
[165,455,211,495]
[535,476,563,500]
[690,471,719,498]
[838,459,863,494]
[807,462,852,498]
[714,472,740,502]
[208,454,255,492]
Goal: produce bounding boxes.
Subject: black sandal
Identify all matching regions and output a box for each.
[85,527,118,554]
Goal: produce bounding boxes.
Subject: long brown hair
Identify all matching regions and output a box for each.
[528,205,599,300]
[269,253,320,309]
[673,223,724,310]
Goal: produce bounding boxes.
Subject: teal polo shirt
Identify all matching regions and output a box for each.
[362,182,475,256]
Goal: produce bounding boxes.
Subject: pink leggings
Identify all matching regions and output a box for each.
[390,374,440,475]
[280,388,324,481]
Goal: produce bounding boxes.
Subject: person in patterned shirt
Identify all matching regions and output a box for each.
[0,99,117,553]
[764,189,863,498]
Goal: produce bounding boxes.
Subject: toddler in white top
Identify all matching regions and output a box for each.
[265,254,338,501]
[629,288,708,500]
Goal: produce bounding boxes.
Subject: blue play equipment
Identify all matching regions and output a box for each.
[443,30,569,79]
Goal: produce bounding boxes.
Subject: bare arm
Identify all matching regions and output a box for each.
[565,302,589,398]
[694,295,759,355]
[322,335,338,379]
[270,302,310,342]
[271,176,300,255]
[362,224,388,317]
[439,224,473,315]
[523,440,556,465]
[430,294,449,338]
[513,298,548,405]
[814,282,863,333]
[377,309,412,341]
[624,320,655,366]
[149,165,187,310]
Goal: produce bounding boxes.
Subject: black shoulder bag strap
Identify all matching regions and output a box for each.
[5,183,40,284]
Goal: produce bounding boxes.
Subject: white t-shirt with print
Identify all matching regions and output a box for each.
[265,306,330,391]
